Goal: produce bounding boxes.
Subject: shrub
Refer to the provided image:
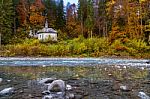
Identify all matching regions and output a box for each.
[125,39,149,52]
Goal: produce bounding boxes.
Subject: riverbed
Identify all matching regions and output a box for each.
[0,57,150,99]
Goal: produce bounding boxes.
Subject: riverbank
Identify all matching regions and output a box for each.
[0,38,150,59]
[0,65,150,99]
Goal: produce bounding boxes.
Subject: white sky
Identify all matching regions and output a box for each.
[63,0,78,5]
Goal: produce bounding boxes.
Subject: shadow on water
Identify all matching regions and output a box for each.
[0,65,150,99]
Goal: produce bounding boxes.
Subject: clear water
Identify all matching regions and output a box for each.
[0,57,149,67]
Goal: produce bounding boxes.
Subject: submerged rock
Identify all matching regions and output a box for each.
[138,92,150,99]
[0,87,14,96]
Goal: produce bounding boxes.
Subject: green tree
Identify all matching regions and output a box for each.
[85,0,94,38]
[43,0,57,27]
[55,0,66,29]
[98,0,108,37]
[0,0,15,44]
[78,0,88,36]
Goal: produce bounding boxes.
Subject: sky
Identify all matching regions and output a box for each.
[63,0,78,5]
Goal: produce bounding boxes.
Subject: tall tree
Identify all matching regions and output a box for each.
[43,0,57,27]
[29,0,45,29]
[0,0,14,44]
[55,0,66,29]
[98,0,108,37]
[66,3,80,38]
[85,0,94,38]
[78,0,88,36]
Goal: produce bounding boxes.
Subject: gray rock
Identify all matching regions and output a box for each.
[42,90,51,95]
[67,93,75,99]
[120,85,130,91]
[0,87,14,96]
[48,80,65,92]
[0,78,2,83]
[42,95,53,99]
[138,92,150,99]
[7,80,11,82]
[39,78,56,84]
[66,84,72,91]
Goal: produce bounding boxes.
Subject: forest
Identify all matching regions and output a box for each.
[0,0,150,58]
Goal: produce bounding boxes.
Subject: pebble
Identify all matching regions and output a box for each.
[42,95,53,99]
[7,80,11,82]
[108,74,112,76]
[120,85,130,92]
[115,65,120,69]
[66,84,72,91]
[123,66,127,69]
[0,87,14,96]
[140,67,145,70]
[0,78,2,83]
[67,93,74,99]
[42,65,46,67]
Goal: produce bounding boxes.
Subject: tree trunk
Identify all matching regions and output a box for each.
[81,16,84,36]
[0,33,1,48]
[105,21,108,37]
[14,17,16,34]
[91,30,92,38]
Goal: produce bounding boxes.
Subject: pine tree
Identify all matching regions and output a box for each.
[55,0,66,29]
[0,0,15,44]
[85,0,94,38]
[98,0,108,37]
[43,0,57,28]
[78,0,88,36]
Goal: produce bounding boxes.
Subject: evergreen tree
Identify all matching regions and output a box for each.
[98,0,108,37]
[0,0,15,44]
[85,0,94,38]
[55,0,66,29]
[43,0,57,27]
[78,0,88,36]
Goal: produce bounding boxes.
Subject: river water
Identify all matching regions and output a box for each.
[0,57,150,67]
[0,57,150,99]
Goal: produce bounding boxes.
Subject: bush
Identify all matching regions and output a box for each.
[2,37,150,58]
[125,39,149,53]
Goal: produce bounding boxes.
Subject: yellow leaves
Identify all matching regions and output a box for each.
[111,0,116,5]
[29,13,45,25]
[139,0,146,3]
[30,5,36,12]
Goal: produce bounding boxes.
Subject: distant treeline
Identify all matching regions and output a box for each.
[0,0,150,46]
